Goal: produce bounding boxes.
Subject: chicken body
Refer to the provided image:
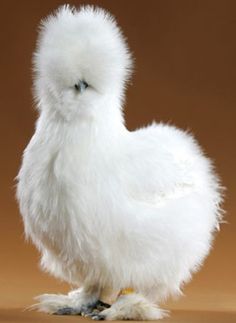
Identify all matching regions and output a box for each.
[17,6,222,320]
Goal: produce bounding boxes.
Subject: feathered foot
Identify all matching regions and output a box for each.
[29,287,101,315]
[88,293,169,321]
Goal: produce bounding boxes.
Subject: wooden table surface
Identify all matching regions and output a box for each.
[1,309,236,323]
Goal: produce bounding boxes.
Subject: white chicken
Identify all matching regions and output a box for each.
[17,5,223,321]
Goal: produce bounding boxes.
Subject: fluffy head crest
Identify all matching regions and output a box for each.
[33,5,133,106]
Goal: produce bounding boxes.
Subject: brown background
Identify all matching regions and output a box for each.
[0,0,235,322]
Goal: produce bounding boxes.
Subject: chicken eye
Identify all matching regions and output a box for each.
[74,80,88,93]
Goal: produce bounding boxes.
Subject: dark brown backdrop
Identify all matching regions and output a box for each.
[0,0,235,322]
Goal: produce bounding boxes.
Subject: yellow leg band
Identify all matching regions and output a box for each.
[118,288,135,297]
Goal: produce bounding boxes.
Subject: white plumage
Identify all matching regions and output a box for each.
[17,5,223,320]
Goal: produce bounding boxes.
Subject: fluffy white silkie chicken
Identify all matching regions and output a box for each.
[17,5,223,321]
